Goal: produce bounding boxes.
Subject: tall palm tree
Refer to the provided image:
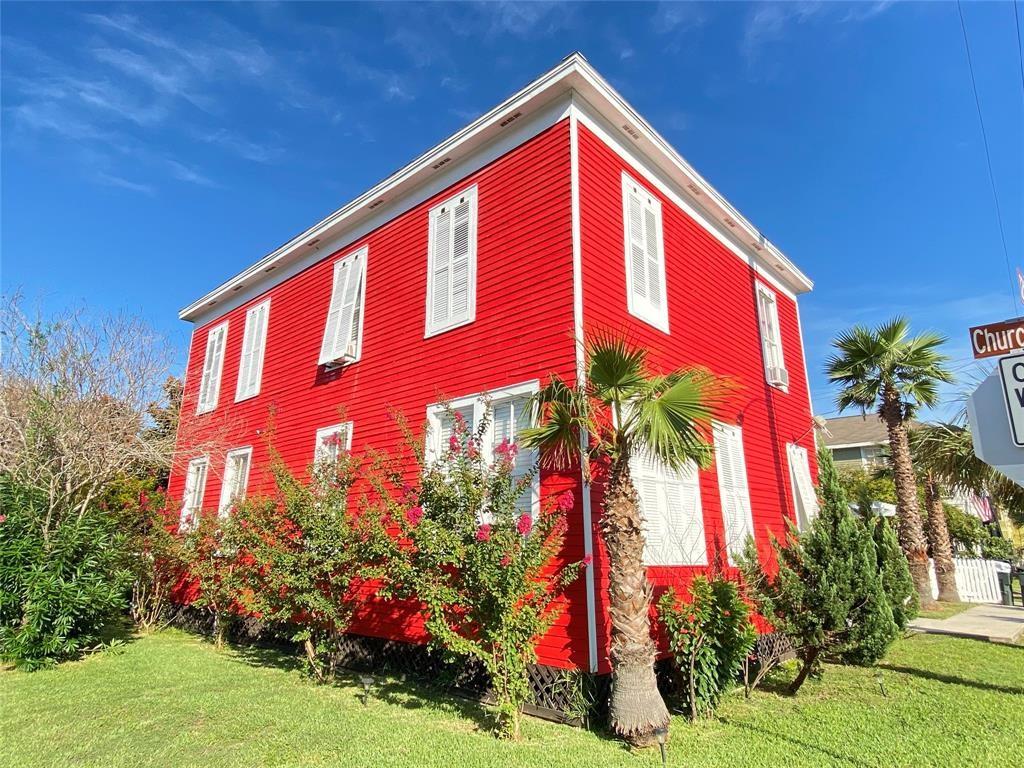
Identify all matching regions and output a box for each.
[521,335,722,746]
[826,317,953,605]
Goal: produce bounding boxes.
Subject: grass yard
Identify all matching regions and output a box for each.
[918,601,974,620]
[2,630,1022,768]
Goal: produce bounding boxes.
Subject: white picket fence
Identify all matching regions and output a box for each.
[928,556,1010,604]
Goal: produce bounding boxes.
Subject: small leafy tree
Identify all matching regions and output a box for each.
[657,575,755,721]
[181,514,245,649]
[232,449,392,682]
[871,516,917,631]
[377,409,583,740]
[740,447,902,694]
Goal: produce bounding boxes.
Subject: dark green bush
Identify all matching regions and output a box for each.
[0,478,131,669]
[980,536,1014,562]
[657,575,755,720]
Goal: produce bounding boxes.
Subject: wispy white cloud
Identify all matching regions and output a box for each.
[94,172,156,196]
[337,52,413,102]
[194,129,285,164]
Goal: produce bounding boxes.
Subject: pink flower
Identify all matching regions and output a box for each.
[402,483,415,496]
[557,490,574,511]
[138,492,150,508]
[516,513,533,536]
[476,523,492,542]
[582,554,593,567]
[449,435,461,454]
[466,440,479,459]
[494,438,518,463]
[454,411,466,427]
[0,515,6,524]
[406,506,424,526]
[500,554,512,566]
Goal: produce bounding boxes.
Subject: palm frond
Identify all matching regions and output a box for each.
[519,376,593,471]
[585,333,647,407]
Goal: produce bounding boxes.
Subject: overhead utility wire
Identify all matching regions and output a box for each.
[1015,1,1024,101]
[957,0,1018,317]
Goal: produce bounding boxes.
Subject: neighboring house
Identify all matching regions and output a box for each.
[169,54,818,676]
[819,414,914,471]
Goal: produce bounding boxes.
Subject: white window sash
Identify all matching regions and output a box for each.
[179,457,209,531]
[425,187,477,337]
[218,447,252,517]
[787,443,818,529]
[236,301,270,401]
[197,323,227,414]
[425,380,539,516]
[756,284,786,384]
[713,422,755,565]
[314,422,353,464]
[622,173,668,333]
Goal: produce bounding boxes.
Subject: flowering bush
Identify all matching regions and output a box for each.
[230,450,391,682]
[376,408,584,739]
[657,575,755,720]
[180,513,246,649]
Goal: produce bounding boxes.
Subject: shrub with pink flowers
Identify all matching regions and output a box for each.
[374,406,583,739]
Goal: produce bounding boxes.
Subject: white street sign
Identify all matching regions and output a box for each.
[997,353,1024,447]
[967,370,1024,486]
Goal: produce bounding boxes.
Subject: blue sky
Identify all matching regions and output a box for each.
[3,1,1022,419]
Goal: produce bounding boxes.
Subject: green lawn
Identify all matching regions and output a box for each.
[2,630,1021,768]
[918,601,974,620]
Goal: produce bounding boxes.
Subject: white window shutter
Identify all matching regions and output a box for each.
[427,187,476,336]
[319,251,365,365]
[631,451,707,566]
[197,324,227,414]
[180,457,209,530]
[622,174,667,332]
[218,448,252,517]
[788,444,818,529]
[237,301,269,400]
[757,285,787,387]
[714,423,755,564]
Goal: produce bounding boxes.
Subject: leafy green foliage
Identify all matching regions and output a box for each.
[657,575,755,720]
[179,514,246,649]
[231,450,391,682]
[377,409,582,739]
[0,476,132,669]
[739,448,903,693]
[943,504,987,550]
[871,517,917,631]
[979,536,1014,562]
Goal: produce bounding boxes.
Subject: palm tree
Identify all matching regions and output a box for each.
[521,335,723,746]
[826,317,953,605]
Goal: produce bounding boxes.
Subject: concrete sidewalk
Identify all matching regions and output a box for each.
[910,604,1024,644]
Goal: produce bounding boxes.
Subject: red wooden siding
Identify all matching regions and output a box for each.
[576,123,816,672]
[169,120,591,669]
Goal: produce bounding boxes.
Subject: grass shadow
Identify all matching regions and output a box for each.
[720,719,875,767]
[878,664,1024,696]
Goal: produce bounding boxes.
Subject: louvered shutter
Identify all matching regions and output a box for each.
[427,188,476,335]
[492,396,536,515]
[631,451,707,566]
[237,302,269,400]
[714,423,755,564]
[788,444,818,528]
[757,285,786,382]
[197,325,226,414]
[180,458,209,530]
[218,449,251,517]
[320,251,364,365]
[622,175,667,331]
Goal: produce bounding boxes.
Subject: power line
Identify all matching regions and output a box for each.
[1015,1,1024,102]
[957,0,1018,318]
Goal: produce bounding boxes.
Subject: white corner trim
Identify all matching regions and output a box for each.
[569,106,599,674]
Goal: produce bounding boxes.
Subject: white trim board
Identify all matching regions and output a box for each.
[180,54,811,326]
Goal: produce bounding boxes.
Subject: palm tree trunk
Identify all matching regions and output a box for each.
[601,456,669,747]
[924,474,960,603]
[880,394,933,607]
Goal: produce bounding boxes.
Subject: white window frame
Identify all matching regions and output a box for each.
[622,172,669,333]
[425,380,540,517]
[712,421,755,565]
[630,451,708,567]
[179,456,209,531]
[218,446,253,517]
[756,282,788,391]
[235,300,270,402]
[319,247,368,367]
[314,422,354,464]
[425,186,478,338]
[787,443,818,530]
[196,322,228,415]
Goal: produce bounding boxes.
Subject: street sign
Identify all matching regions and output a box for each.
[969,318,1024,359]
[967,370,1024,486]
[998,353,1024,447]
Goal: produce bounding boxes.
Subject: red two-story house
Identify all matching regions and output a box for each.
[170,54,819,679]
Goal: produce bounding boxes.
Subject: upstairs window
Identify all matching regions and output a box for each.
[622,173,668,333]
[756,283,788,390]
[426,381,538,516]
[179,456,209,531]
[713,422,755,564]
[197,323,228,414]
[319,248,367,366]
[787,443,818,529]
[630,451,707,566]
[236,300,270,401]
[314,422,353,464]
[425,186,477,337]
[218,447,252,517]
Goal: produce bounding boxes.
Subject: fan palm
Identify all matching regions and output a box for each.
[521,334,723,746]
[826,317,953,604]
